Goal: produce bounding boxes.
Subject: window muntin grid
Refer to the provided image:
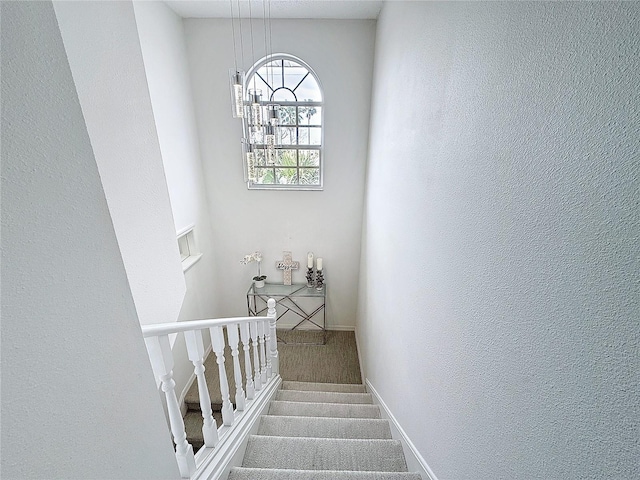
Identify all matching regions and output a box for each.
[245,55,323,190]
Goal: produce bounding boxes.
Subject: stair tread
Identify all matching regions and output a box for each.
[276,390,373,404]
[229,467,422,480]
[243,435,408,472]
[257,415,392,439]
[282,381,366,393]
[269,400,381,419]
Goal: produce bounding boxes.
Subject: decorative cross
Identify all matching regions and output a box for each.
[276,251,299,286]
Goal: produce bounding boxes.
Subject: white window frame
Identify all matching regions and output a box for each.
[177,225,202,273]
[244,54,324,191]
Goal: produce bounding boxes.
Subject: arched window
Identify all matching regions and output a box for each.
[243,54,323,190]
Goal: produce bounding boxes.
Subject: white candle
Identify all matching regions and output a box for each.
[307,252,314,268]
[316,257,323,271]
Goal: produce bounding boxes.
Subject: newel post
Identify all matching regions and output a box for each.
[267,298,279,375]
[144,335,196,478]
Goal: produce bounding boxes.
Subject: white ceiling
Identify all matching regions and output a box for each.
[164,0,384,19]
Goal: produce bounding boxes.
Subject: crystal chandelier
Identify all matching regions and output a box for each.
[229,0,280,184]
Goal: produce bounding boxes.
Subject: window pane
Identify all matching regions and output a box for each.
[275,168,298,185]
[299,150,320,167]
[272,87,296,102]
[276,149,297,166]
[178,235,190,260]
[279,106,297,125]
[295,74,322,102]
[299,168,320,185]
[299,106,321,126]
[255,168,275,184]
[284,64,308,91]
[259,61,281,90]
[309,127,321,145]
[279,127,297,145]
[298,127,309,145]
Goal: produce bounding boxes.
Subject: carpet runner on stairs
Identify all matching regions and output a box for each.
[228,381,422,480]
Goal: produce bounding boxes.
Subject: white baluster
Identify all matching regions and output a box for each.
[250,320,262,391]
[258,320,267,384]
[240,322,255,400]
[144,336,196,478]
[264,318,272,378]
[226,323,246,411]
[184,330,219,448]
[209,326,234,426]
[267,298,279,375]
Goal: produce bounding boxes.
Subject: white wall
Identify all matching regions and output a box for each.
[53,0,186,327]
[184,18,375,328]
[358,2,640,479]
[133,0,221,398]
[0,2,180,478]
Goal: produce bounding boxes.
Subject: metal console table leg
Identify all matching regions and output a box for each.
[246,283,326,345]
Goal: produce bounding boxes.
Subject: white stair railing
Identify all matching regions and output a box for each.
[142,298,279,479]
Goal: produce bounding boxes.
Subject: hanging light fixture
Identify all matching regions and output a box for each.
[248,88,263,126]
[229,70,244,118]
[242,139,257,182]
[265,104,279,165]
[228,0,245,118]
[231,0,281,185]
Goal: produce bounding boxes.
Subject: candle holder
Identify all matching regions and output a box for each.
[315,270,324,291]
[306,267,315,288]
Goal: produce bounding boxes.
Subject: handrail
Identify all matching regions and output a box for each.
[141,315,257,338]
[142,298,279,479]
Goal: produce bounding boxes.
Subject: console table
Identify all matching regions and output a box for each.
[247,283,326,345]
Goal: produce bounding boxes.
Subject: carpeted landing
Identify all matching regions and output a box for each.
[227,381,422,480]
[184,330,362,451]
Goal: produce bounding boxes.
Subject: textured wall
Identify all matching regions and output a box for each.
[184,18,375,328]
[1,2,180,478]
[358,2,639,479]
[133,0,222,398]
[54,1,186,326]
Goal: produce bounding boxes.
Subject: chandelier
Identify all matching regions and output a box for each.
[229,0,280,184]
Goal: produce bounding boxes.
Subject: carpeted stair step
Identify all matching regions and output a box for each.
[242,435,408,472]
[281,381,366,393]
[183,410,223,453]
[228,467,423,480]
[275,390,373,404]
[257,415,392,439]
[268,400,381,419]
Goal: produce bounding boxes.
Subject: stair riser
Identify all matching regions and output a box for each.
[258,416,392,439]
[229,467,423,480]
[243,436,408,472]
[269,401,381,419]
[276,391,373,404]
[281,381,367,394]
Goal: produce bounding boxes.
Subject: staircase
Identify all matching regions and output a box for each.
[228,381,422,480]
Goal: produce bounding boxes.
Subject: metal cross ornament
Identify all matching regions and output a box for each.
[276,251,299,285]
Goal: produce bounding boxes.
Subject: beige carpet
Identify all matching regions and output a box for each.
[277,330,362,385]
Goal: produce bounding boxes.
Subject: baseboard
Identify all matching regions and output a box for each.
[193,375,282,480]
[353,328,366,385]
[326,325,356,331]
[275,324,356,332]
[366,379,439,480]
